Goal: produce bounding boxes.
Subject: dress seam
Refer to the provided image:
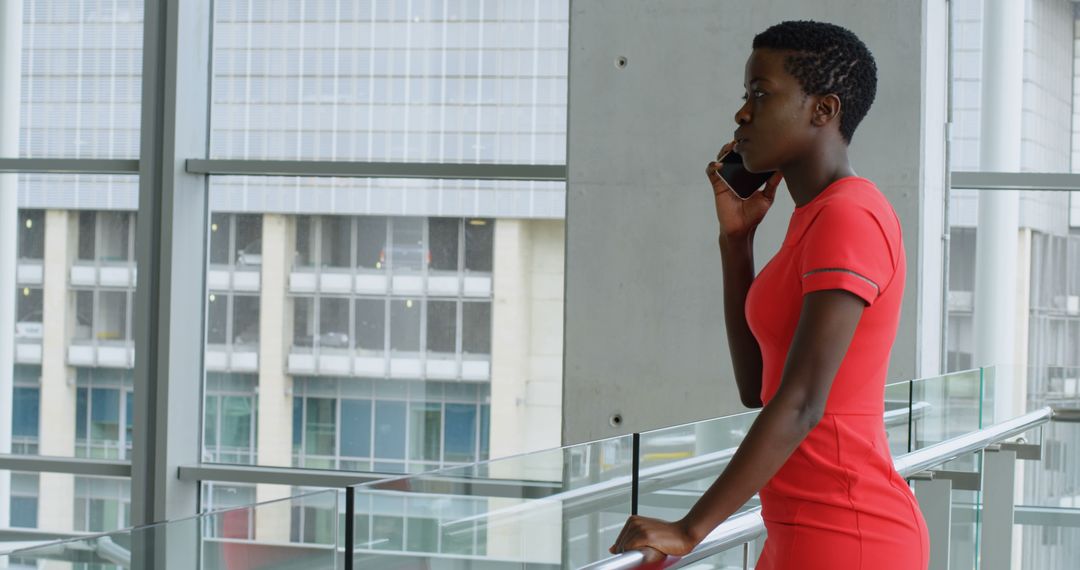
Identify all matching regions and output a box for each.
[832,415,864,569]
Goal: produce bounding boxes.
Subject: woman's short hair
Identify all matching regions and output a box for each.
[753,20,878,144]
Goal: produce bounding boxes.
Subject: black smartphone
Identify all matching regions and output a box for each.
[715,150,776,200]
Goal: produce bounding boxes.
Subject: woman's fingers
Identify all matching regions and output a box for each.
[761,170,784,201]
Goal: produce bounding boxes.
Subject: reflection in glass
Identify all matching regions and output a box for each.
[293,297,315,347]
[426,300,456,354]
[409,403,441,462]
[389,218,426,271]
[74,290,94,340]
[209,213,232,265]
[462,302,491,354]
[375,401,406,461]
[233,295,260,345]
[234,214,262,266]
[18,210,45,260]
[97,291,128,341]
[390,299,421,352]
[464,219,493,272]
[357,216,388,269]
[355,298,385,352]
[341,399,373,459]
[429,218,459,271]
[322,216,352,268]
[78,212,96,261]
[207,292,228,344]
[319,297,351,349]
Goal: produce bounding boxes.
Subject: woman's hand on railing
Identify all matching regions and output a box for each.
[609,514,699,564]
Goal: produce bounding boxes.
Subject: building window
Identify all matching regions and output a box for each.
[203,374,258,465]
[72,289,135,343]
[291,379,489,473]
[77,211,136,264]
[207,292,260,347]
[75,368,134,460]
[10,473,39,529]
[210,213,262,267]
[15,287,43,342]
[74,477,130,533]
[18,210,45,261]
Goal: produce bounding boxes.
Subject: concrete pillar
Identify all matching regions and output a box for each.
[38,210,77,532]
[0,0,24,529]
[490,219,531,459]
[524,220,563,453]
[974,0,1023,424]
[255,214,293,540]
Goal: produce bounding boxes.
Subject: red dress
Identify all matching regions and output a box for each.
[745,176,929,569]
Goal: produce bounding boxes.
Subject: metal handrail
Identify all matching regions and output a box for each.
[582,407,1054,570]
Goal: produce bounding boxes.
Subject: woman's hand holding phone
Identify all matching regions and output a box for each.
[705,140,784,239]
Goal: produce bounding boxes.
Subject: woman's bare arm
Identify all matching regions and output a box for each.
[611,288,865,559]
[719,230,765,408]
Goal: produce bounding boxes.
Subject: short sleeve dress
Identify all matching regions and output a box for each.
[745,176,929,570]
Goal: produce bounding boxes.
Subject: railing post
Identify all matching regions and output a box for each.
[344,486,355,570]
[914,476,953,570]
[631,433,640,515]
[979,448,1017,570]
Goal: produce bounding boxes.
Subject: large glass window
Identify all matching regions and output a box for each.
[204,374,257,465]
[15,287,43,341]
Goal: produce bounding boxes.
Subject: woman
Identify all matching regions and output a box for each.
[609,20,929,569]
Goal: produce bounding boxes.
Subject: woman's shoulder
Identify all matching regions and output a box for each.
[787,177,904,252]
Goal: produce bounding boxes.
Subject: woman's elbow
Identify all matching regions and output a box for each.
[796,402,825,433]
[739,393,764,409]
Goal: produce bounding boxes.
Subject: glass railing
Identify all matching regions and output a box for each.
[1,489,340,569]
[5,365,1077,569]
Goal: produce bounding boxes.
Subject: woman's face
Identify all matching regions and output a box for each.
[733,48,817,173]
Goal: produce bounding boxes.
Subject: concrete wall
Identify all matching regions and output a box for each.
[563,0,943,443]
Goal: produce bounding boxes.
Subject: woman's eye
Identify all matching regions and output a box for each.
[740,91,764,101]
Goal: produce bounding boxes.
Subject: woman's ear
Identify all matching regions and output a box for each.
[811,93,842,127]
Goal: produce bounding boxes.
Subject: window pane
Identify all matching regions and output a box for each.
[462,302,492,354]
[74,290,94,341]
[209,213,232,265]
[357,216,387,269]
[98,212,131,262]
[390,299,421,352]
[390,218,426,271]
[78,212,96,261]
[12,387,40,440]
[295,215,315,267]
[464,219,494,272]
[319,297,351,349]
[409,403,442,463]
[429,218,459,271]
[233,295,260,346]
[18,210,45,260]
[234,214,262,266]
[426,301,457,354]
[220,396,254,451]
[304,399,336,457]
[374,401,406,460]
[97,291,129,341]
[444,404,477,463]
[16,287,43,340]
[340,399,372,458]
[355,299,385,352]
[321,216,352,268]
[207,293,228,344]
[293,297,315,347]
